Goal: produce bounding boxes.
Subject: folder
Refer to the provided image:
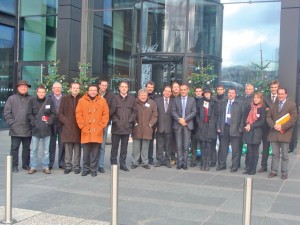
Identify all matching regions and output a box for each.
[275,113,290,125]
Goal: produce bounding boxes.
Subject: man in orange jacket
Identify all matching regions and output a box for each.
[76,84,109,177]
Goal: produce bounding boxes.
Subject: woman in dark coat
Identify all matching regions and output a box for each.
[196,89,218,171]
[243,92,266,175]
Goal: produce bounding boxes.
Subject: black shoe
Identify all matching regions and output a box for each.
[182,166,188,170]
[249,171,256,175]
[166,163,172,168]
[176,165,182,170]
[59,166,65,170]
[22,165,30,170]
[243,171,249,175]
[190,162,196,167]
[120,165,129,172]
[154,162,163,167]
[12,167,18,173]
[230,168,238,172]
[216,166,226,171]
[245,166,249,171]
[209,162,216,167]
[142,164,150,169]
[74,169,80,174]
[64,169,71,174]
[131,165,138,169]
[258,167,267,173]
[81,171,90,176]
[91,171,97,177]
[98,167,105,173]
[149,161,154,165]
[49,166,53,170]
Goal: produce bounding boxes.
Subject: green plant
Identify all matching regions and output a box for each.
[40,60,69,94]
[187,64,218,96]
[73,62,97,94]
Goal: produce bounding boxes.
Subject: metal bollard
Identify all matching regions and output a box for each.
[1,155,14,224]
[243,177,253,225]
[111,165,119,225]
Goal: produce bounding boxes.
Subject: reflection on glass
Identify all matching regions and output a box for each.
[0,25,14,128]
[20,0,57,16]
[0,0,15,14]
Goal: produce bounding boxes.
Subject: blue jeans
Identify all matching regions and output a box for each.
[98,126,108,168]
[30,136,50,169]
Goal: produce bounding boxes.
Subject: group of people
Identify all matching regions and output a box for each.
[4,79,297,180]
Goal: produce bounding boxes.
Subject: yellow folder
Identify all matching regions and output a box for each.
[276,113,290,125]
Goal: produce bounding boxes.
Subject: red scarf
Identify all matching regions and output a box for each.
[246,102,262,125]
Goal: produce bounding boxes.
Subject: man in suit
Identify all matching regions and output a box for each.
[172,84,196,170]
[145,81,159,165]
[190,87,203,167]
[258,80,279,173]
[154,85,174,168]
[217,88,244,172]
[266,87,297,180]
[49,82,65,169]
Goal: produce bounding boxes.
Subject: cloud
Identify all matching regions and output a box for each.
[221,1,281,67]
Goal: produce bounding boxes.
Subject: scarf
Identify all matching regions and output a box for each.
[246,102,262,125]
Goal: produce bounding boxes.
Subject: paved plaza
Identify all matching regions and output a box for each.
[0,130,300,225]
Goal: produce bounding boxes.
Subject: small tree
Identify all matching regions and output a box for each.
[40,60,69,94]
[73,62,97,94]
[187,64,218,96]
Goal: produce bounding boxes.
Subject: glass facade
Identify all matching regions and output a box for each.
[0,25,14,128]
[0,0,16,14]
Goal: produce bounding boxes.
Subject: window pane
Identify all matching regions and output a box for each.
[0,25,14,128]
[0,0,15,14]
[20,0,57,16]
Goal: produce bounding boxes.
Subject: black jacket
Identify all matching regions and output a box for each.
[243,105,266,145]
[27,97,56,137]
[196,97,218,141]
[218,98,244,137]
[110,94,136,135]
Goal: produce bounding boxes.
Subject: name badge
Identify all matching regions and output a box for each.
[203,101,209,109]
[45,105,51,109]
[257,114,260,117]
[145,103,150,107]
[227,114,231,118]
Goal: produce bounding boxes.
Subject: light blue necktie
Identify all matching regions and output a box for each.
[182,97,186,118]
[226,100,232,125]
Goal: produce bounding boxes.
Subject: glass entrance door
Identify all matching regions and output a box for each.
[140,54,183,94]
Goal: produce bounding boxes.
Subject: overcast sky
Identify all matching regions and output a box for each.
[220,0,281,69]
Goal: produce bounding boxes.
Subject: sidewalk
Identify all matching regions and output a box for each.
[0,130,300,225]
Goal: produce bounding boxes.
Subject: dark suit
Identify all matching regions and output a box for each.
[260,94,278,170]
[171,96,196,167]
[154,97,174,165]
[266,99,297,176]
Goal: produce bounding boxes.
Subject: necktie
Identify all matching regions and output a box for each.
[164,99,169,113]
[226,100,232,124]
[272,95,275,103]
[279,101,283,112]
[182,97,186,118]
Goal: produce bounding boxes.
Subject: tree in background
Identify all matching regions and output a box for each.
[73,62,97,94]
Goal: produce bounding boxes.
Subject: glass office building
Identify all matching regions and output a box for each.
[0,0,223,129]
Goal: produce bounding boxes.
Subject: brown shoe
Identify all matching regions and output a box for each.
[43,169,51,174]
[281,174,288,180]
[170,160,176,166]
[258,167,267,173]
[28,169,36,174]
[268,172,277,178]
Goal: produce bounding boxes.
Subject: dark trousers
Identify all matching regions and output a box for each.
[64,142,81,170]
[247,144,260,173]
[218,124,241,169]
[201,141,212,166]
[10,136,31,168]
[110,134,130,166]
[261,129,270,169]
[170,132,177,161]
[210,138,217,164]
[49,124,65,168]
[82,143,100,172]
[190,131,199,164]
[156,132,172,164]
[175,126,192,167]
[148,130,155,163]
